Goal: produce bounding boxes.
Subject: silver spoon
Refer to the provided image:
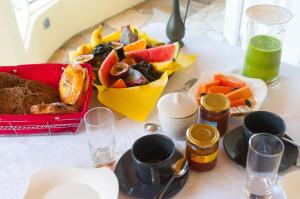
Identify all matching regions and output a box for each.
[144,123,161,133]
[183,78,198,92]
[176,78,198,92]
[156,158,188,199]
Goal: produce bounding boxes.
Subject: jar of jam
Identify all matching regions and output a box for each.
[186,124,220,172]
[200,93,230,136]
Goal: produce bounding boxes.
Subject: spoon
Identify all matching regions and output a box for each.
[183,78,198,92]
[175,78,198,92]
[156,158,188,199]
[144,123,161,133]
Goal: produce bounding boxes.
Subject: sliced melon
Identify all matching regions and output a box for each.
[124,42,180,62]
[151,60,173,73]
[98,50,119,87]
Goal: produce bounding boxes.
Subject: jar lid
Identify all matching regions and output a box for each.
[200,93,230,113]
[157,92,198,119]
[186,124,220,148]
[246,5,292,25]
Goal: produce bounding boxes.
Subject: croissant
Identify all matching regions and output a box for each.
[59,64,89,108]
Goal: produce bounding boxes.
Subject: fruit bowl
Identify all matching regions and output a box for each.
[69,25,196,121]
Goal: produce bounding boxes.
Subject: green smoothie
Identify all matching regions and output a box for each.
[243,35,282,83]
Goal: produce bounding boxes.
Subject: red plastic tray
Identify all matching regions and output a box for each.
[0,63,92,136]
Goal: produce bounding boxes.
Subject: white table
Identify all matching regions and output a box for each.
[1,23,300,199]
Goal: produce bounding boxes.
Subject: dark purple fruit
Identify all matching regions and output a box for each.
[73,54,94,64]
[110,62,130,77]
[120,25,138,45]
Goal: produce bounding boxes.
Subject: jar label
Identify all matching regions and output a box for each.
[191,150,218,164]
[201,119,217,128]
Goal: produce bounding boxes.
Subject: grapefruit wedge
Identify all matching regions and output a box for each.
[124,42,180,62]
[98,50,119,87]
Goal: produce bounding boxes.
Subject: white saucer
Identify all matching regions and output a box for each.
[24,167,118,199]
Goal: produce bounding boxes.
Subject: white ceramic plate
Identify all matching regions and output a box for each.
[279,170,300,199]
[23,167,119,199]
[187,70,268,111]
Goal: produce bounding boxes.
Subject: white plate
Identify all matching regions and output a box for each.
[187,70,268,111]
[24,167,119,199]
[279,170,300,199]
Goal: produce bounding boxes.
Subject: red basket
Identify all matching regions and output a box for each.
[0,63,93,136]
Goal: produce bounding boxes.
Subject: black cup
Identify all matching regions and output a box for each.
[243,111,286,143]
[131,134,175,185]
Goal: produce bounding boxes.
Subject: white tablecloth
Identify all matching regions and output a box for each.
[1,23,299,199]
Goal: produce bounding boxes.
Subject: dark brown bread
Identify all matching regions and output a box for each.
[0,87,27,114]
[0,72,59,114]
[23,93,57,113]
[0,72,26,89]
[26,80,58,101]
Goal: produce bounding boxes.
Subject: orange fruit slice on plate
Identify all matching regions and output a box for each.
[123,39,147,52]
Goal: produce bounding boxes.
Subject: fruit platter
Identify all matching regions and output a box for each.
[188,70,268,115]
[69,25,196,121]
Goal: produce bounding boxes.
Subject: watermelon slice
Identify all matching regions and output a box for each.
[124,42,180,62]
[98,50,119,87]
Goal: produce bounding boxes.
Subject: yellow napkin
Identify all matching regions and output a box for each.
[95,72,168,122]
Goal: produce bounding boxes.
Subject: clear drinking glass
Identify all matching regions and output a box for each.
[245,133,284,198]
[84,107,116,168]
[243,5,292,86]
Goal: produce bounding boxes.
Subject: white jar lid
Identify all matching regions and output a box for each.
[246,5,292,25]
[157,92,198,119]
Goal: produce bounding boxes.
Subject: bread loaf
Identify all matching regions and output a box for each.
[0,72,26,89]
[31,102,78,114]
[0,72,59,114]
[0,87,26,114]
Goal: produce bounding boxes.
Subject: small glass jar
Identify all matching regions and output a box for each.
[186,124,220,172]
[200,93,230,136]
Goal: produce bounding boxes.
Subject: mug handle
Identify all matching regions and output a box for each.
[150,167,160,185]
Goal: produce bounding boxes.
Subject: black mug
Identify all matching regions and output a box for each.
[243,111,286,143]
[131,134,175,185]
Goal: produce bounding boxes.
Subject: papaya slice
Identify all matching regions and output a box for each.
[226,86,252,101]
[205,80,221,88]
[214,73,245,88]
[111,79,127,88]
[123,39,147,52]
[230,98,246,107]
[221,79,245,88]
[195,80,221,105]
[214,73,228,81]
[207,86,232,94]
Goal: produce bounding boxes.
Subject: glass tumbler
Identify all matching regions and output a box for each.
[245,133,284,198]
[243,5,292,86]
[84,107,116,168]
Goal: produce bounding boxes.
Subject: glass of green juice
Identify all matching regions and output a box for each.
[243,5,292,86]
